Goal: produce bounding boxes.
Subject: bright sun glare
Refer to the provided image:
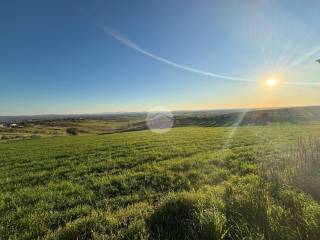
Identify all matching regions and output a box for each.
[265,78,278,87]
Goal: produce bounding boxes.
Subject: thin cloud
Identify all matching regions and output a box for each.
[98,26,256,83]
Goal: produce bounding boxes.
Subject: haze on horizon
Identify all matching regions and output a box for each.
[1,0,319,116]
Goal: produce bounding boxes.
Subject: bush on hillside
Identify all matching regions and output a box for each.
[147,192,227,240]
[66,128,78,136]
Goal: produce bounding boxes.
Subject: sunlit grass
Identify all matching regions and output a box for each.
[1,125,320,239]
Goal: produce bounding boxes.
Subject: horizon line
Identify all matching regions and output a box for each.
[1,104,320,118]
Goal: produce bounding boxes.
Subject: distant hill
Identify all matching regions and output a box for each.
[0,113,146,123]
[174,106,320,127]
[1,106,320,129]
[112,106,320,133]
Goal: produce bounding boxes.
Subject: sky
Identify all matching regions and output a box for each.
[0,0,320,115]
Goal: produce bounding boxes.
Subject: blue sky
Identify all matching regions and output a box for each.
[1,0,320,115]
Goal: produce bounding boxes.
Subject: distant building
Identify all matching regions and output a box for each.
[1,123,24,128]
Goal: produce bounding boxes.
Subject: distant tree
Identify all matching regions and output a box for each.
[66,127,78,136]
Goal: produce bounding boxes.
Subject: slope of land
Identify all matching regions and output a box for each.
[1,124,320,239]
[176,106,320,127]
[1,106,320,141]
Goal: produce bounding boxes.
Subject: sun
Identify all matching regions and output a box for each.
[265,78,278,87]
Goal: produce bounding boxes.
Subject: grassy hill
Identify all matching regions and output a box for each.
[113,106,320,132]
[1,106,320,141]
[1,124,320,239]
[173,106,320,127]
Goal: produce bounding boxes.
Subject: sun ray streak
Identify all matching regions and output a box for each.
[283,81,320,86]
[224,110,248,149]
[277,31,315,73]
[286,44,320,70]
[273,39,296,73]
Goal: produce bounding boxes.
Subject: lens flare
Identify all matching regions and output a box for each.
[266,78,278,87]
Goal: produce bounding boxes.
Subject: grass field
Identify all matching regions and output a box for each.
[1,124,320,239]
[3,106,320,142]
[0,119,141,141]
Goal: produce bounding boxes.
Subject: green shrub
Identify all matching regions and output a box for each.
[147,192,227,240]
[66,128,78,136]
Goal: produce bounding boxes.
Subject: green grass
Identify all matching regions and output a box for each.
[1,124,320,239]
[0,118,142,141]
